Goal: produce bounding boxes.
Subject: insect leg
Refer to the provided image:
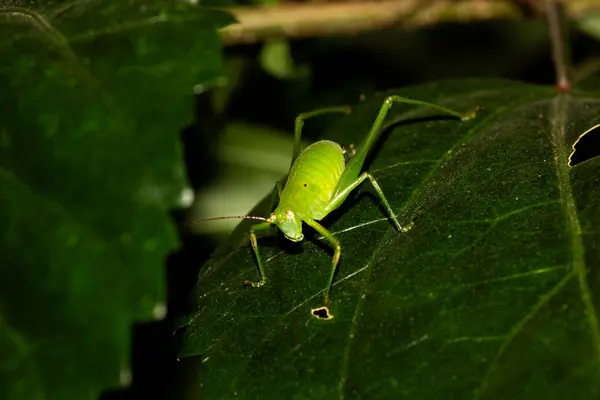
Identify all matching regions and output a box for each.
[244,222,275,288]
[269,181,283,212]
[292,106,351,168]
[269,181,283,241]
[304,219,341,306]
[336,95,477,194]
[325,172,403,232]
[360,96,475,158]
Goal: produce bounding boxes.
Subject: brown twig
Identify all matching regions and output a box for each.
[219,0,600,45]
[221,0,519,45]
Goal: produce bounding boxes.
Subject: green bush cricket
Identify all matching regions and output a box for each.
[196,95,478,316]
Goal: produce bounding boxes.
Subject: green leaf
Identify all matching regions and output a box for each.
[0,1,233,399]
[578,11,600,42]
[179,78,600,398]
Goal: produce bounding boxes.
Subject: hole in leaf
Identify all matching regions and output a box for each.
[569,123,600,167]
[311,306,334,320]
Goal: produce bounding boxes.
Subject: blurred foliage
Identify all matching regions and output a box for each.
[0,1,232,399]
[188,121,300,235]
[578,11,600,42]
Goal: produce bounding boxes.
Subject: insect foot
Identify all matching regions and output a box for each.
[461,105,483,121]
[243,279,266,288]
[400,220,415,233]
[311,306,334,320]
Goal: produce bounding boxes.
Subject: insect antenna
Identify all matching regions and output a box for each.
[188,215,270,225]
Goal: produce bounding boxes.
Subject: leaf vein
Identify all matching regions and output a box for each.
[474,271,575,398]
[551,95,600,357]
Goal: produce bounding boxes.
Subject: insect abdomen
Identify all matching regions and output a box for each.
[279,140,345,220]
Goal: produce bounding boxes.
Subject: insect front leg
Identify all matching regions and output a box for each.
[291,106,351,168]
[269,181,283,213]
[304,219,341,306]
[244,221,275,288]
[325,172,404,232]
[269,181,283,242]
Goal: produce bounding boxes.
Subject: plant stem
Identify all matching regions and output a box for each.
[545,0,572,92]
[220,0,520,45]
[219,0,598,46]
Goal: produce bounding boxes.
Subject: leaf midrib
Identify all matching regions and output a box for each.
[473,93,600,398]
[551,94,600,354]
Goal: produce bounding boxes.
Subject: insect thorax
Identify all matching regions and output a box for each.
[278,140,345,221]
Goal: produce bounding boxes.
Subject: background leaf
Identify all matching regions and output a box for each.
[179,78,600,399]
[0,1,233,399]
[579,11,600,42]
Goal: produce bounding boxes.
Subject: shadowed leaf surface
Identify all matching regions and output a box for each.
[0,1,233,399]
[179,79,600,399]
